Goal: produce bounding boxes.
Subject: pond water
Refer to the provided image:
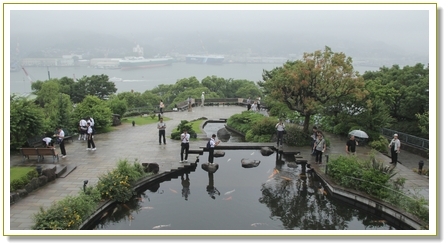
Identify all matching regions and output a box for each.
[202,121,244,142]
[90,149,398,230]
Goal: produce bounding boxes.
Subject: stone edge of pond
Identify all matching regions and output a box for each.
[78,164,198,230]
[313,166,426,230]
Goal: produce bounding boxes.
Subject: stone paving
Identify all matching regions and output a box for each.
[7,105,431,230]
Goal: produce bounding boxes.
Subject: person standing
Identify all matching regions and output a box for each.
[246,97,251,111]
[159,100,164,115]
[275,119,285,148]
[388,133,401,165]
[158,117,167,145]
[55,127,67,158]
[86,122,96,151]
[188,96,192,112]
[208,134,220,164]
[346,135,358,155]
[79,118,87,140]
[180,129,190,163]
[201,92,205,107]
[257,96,261,111]
[313,132,326,164]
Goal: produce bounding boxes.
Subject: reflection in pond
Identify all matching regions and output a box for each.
[90,150,398,230]
[202,122,244,142]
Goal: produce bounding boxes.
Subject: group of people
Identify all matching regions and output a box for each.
[246,96,262,111]
[79,116,96,151]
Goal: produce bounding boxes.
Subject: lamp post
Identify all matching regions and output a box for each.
[83,180,88,192]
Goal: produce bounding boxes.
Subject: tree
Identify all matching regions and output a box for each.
[71,74,117,103]
[72,95,113,130]
[259,46,367,132]
[362,63,429,136]
[10,95,47,149]
[107,95,128,117]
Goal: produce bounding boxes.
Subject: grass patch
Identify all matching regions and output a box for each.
[11,167,34,181]
[122,116,171,126]
[190,119,204,134]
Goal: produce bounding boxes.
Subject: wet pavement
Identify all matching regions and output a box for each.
[7,105,431,230]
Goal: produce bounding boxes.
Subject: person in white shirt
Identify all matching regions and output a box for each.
[251,102,257,111]
[54,127,67,158]
[180,129,190,163]
[208,134,220,164]
[42,137,54,148]
[275,120,285,147]
[201,92,205,107]
[79,118,87,140]
[86,122,96,151]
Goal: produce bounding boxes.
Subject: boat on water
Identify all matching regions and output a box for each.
[119,56,174,70]
[185,54,225,64]
[109,76,123,83]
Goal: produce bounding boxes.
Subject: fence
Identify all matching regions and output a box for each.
[381,128,429,150]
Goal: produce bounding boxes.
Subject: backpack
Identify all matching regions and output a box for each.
[206,140,211,149]
[91,126,96,135]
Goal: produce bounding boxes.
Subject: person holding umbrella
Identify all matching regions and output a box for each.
[388,133,401,165]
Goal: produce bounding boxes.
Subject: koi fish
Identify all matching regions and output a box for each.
[112,207,118,215]
[250,152,255,155]
[318,188,327,196]
[280,176,292,181]
[268,169,279,179]
[100,212,108,219]
[371,220,387,223]
[222,196,232,201]
[227,158,231,162]
[251,223,268,227]
[224,189,235,195]
[141,206,154,210]
[169,188,178,194]
[152,224,171,229]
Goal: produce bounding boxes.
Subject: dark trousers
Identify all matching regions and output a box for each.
[391,147,398,164]
[88,135,95,148]
[159,130,166,144]
[181,143,189,161]
[208,148,215,163]
[247,104,251,111]
[59,139,66,155]
[160,107,163,114]
[276,130,284,145]
[315,150,323,163]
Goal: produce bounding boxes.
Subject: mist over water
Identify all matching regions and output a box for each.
[8,63,380,95]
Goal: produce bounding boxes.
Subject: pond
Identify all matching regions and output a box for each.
[89,149,399,230]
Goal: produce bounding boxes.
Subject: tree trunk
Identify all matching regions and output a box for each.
[303,114,311,133]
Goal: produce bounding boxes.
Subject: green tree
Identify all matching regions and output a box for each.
[71,74,117,103]
[73,95,113,130]
[34,80,73,131]
[362,63,429,136]
[107,95,128,117]
[259,46,367,132]
[10,95,47,149]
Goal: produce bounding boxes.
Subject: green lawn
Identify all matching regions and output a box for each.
[10,167,34,181]
[121,116,171,126]
[190,119,204,134]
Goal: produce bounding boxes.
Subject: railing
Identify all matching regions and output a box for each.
[381,128,429,150]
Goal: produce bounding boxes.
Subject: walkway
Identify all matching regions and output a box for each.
[7,105,430,230]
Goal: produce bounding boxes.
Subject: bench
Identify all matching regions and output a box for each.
[19,148,59,163]
[37,148,59,163]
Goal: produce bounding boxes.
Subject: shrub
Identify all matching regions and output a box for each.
[170,120,197,140]
[10,169,38,192]
[97,159,146,203]
[283,124,309,147]
[32,189,101,230]
[370,136,389,153]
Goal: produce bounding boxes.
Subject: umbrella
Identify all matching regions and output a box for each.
[349,129,369,139]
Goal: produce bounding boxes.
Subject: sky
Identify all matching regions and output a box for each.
[7,3,431,56]
[0,0,443,245]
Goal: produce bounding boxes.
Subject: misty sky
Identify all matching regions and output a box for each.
[7,3,433,56]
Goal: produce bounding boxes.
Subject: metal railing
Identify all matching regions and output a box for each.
[382,128,429,150]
